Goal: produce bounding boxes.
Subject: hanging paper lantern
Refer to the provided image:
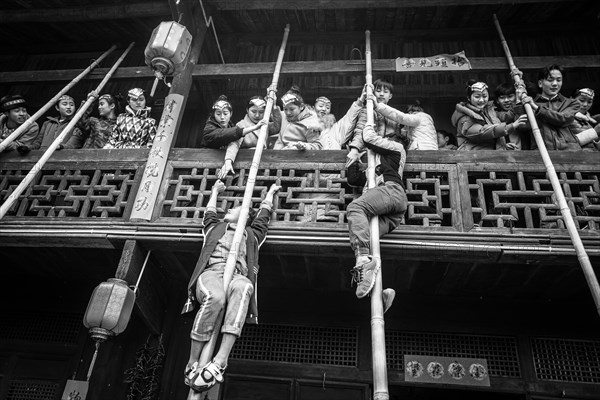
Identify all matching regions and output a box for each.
[83,278,135,342]
[144,21,192,96]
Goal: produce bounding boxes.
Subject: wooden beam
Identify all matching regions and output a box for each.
[0,2,170,23]
[115,240,166,335]
[205,0,573,10]
[222,24,596,45]
[1,56,599,84]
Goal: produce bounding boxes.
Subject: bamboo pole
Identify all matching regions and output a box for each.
[189,24,290,400]
[493,14,600,316]
[0,43,135,220]
[0,45,117,153]
[365,30,389,400]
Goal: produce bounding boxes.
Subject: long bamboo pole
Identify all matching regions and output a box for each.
[0,43,135,220]
[0,45,117,153]
[365,30,389,400]
[189,24,290,400]
[493,15,600,316]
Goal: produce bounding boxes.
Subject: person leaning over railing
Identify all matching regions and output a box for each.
[346,79,402,165]
[200,95,266,150]
[452,80,528,151]
[217,95,281,179]
[32,95,84,151]
[437,129,457,150]
[374,98,438,150]
[0,95,39,154]
[569,88,600,151]
[71,91,119,149]
[104,88,156,149]
[273,85,323,151]
[520,64,583,151]
[493,81,529,150]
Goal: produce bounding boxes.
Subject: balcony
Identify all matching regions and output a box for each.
[0,148,599,264]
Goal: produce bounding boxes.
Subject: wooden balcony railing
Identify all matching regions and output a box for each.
[1,149,599,258]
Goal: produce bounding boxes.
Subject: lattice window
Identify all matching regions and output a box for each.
[6,380,58,400]
[404,169,454,227]
[532,337,600,383]
[0,167,139,218]
[386,331,521,378]
[230,323,359,367]
[0,310,82,345]
[466,170,600,230]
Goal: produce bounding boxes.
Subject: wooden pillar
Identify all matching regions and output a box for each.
[115,240,165,334]
[130,0,209,221]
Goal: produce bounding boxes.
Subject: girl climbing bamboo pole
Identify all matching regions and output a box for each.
[493,15,600,316]
[188,24,290,400]
[0,45,117,153]
[0,43,134,220]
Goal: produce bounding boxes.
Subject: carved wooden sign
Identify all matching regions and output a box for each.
[131,93,184,221]
[404,355,490,387]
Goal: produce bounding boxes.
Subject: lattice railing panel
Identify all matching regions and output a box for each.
[161,164,360,223]
[160,162,459,227]
[532,337,600,383]
[466,170,600,230]
[386,331,521,378]
[0,167,141,218]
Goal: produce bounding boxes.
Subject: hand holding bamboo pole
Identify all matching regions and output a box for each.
[0,45,117,153]
[493,15,600,317]
[0,43,135,220]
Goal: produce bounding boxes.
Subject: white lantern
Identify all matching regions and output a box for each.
[144,21,193,95]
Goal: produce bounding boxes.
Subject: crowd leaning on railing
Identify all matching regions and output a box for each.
[2,64,598,158]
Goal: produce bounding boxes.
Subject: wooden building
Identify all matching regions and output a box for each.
[0,1,599,399]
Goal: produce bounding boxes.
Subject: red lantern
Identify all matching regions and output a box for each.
[83,278,135,342]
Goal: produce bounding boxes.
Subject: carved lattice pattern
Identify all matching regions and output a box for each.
[161,164,359,223]
[0,167,140,218]
[404,169,454,227]
[160,163,458,227]
[467,170,600,230]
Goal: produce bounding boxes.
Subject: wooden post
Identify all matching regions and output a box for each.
[365,30,389,400]
[0,43,134,220]
[0,45,116,153]
[189,24,291,400]
[115,240,165,334]
[493,15,600,317]
[129,0,209,221]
